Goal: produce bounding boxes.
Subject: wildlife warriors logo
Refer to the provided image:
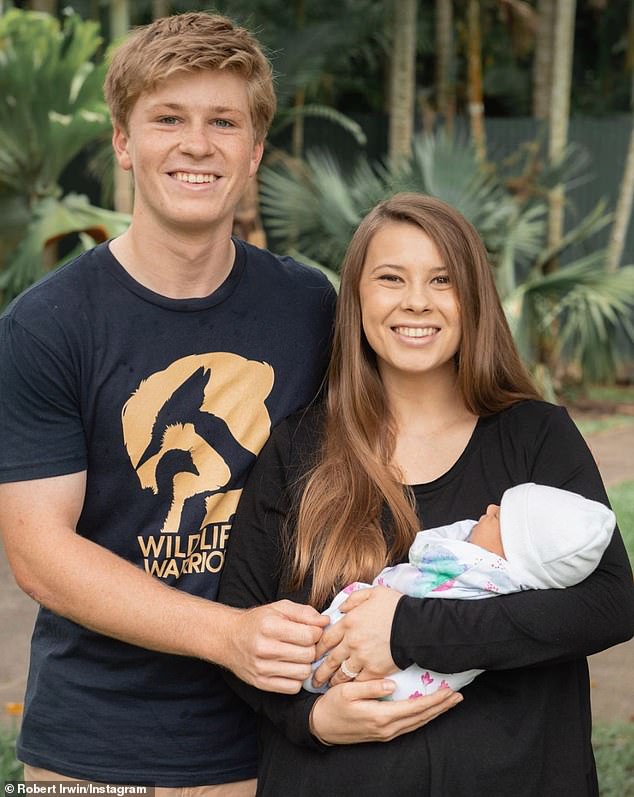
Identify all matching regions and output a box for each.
[122,353,274,580]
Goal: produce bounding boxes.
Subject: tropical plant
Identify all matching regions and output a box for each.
[261,132,544,276]
[259,131,634,385]
[0,715,22,789]
[0,9,130,308]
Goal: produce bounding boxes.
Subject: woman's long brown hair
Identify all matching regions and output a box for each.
[288,193,541,608]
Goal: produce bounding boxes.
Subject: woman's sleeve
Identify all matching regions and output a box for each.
[217,419,326,751]
[390,405,634,673]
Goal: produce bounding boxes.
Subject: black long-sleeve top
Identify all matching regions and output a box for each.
[218,400,634,797]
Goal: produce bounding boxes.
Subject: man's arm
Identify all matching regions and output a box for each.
[0,473,326,694]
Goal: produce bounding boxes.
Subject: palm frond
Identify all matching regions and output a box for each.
[274,104,367,146]
[535,199,613,269]
[508,260,634,381]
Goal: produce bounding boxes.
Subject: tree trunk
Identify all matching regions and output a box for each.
[152,0,170,19]
[547,0,576,257]
[110,0,133,215]
[606,0,634,271]
[466,0,486,162]
[435,0,454,133]
[388,0,417,163]
[606,125,634,270]
[291,0,306,158]
[27,0,57,11]
[532,0,555,119]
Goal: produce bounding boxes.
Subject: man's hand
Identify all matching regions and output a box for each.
[309,680,463,744]
[224,600,329,693]
[313,586,403,688]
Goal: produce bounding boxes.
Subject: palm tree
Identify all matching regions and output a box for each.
[435,0,455,132]
[388,0,417,162]
[109,0,133,213]
[26,0,57,10]
[466,0,486,162]
[152,0,170,17]
[532,0,555,120]
[606,0,634,272]
[547,0,577,255]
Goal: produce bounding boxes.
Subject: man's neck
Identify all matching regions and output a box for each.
[109,222,236,300]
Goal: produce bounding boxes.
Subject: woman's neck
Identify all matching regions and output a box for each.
[383,369,478,485]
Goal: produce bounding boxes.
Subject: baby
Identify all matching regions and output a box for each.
[305,483,616,700]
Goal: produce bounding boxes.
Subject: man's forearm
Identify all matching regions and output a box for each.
[1,473,325,692]
[10,520,240,665]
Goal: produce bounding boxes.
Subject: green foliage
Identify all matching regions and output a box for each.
[260,132,520,273]
[608,480,634,569]
[206,0,390,114]
[592,722,634,797]
[572,385,634,404]
[0,722,22,789]
[506,253,634,383]
[0,9,109,197]
[573,414,634,437]
[260,131,634,383]
[0,9,130,309]
[0,194,130,301]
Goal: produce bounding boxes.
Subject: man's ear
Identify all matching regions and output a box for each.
[248,140,265,179]
[112,126,132,172]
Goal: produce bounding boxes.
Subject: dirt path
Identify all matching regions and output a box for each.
[1,421,633,723]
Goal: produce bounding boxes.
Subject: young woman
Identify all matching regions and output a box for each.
[218,193,634,797]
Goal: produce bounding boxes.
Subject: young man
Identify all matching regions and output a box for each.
[0,12,335,794]
[0,13,460,792]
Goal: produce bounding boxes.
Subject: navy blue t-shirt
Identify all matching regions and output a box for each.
[0,239,336,786]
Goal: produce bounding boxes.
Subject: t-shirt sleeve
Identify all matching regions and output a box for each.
[391,403,634,673]
[217,419,326,751]
[0,312,86,482]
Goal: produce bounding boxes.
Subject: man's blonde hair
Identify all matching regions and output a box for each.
[104,12,276,142]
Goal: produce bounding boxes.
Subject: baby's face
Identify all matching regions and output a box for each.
[469,504,505,557]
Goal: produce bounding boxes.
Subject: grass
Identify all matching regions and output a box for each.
[573,413,634,437]
[563,384,634,404]
[609,481,634,568]
[565,382,634,436]
[0,720,22,789]
[593,723,634,796]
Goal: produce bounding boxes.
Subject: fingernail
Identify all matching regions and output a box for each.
[382,680,396,692]
[451,694,463,705]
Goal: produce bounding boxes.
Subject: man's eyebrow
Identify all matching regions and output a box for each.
[148,102,245,115]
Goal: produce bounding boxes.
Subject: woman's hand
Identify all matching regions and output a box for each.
[309,680,463,744]
[313,586,403,688]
